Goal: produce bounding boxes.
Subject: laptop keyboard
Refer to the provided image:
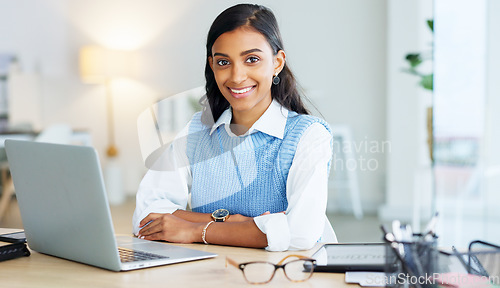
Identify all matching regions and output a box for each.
[118,247,169,263]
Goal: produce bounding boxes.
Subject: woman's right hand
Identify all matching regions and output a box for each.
[138,213,203,243]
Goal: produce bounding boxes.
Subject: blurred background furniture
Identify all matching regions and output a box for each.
[0,124,90,222]
[330,125,363,219]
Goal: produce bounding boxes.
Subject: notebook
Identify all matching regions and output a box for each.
[311,243,387,272]
[4,139,216,271]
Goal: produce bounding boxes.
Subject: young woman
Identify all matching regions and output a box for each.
[133,4,337,251]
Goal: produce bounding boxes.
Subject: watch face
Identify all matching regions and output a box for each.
[213,209,229,218]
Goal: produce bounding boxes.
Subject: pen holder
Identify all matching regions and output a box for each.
[385,233,438,288]
[447,240,500,284]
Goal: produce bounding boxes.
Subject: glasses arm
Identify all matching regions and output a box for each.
[225,257,241,269]
[277,254,313,265]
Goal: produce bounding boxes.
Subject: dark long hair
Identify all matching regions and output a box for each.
[202,4,310,124]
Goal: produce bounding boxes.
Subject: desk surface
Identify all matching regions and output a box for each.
[0,229,356,288]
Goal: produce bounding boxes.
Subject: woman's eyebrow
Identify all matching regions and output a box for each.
[240,48,263,56]
[213,48,263,58]
[213,52,229,57]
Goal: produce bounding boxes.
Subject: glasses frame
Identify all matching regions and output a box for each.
[226,254,317,284]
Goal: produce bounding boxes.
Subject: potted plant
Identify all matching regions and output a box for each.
[404,19,434,162]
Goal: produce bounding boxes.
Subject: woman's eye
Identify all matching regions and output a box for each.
[246,56,260,63]
[216,59,230,66]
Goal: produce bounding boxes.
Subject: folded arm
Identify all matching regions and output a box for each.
[137,212,267,248]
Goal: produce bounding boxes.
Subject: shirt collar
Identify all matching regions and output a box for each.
[209,99,288,139]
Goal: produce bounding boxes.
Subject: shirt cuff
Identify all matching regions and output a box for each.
[253,213,290,251]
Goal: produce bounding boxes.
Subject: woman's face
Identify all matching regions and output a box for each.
[209,26,285,122]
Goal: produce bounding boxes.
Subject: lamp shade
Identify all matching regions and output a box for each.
[79,46,136,83]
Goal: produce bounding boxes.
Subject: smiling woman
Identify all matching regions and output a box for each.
[208,26,284,134]
[133,3,337,251]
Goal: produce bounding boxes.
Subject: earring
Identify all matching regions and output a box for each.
[272,72,280,85]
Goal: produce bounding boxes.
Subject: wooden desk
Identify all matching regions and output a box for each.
[0,229,356,288]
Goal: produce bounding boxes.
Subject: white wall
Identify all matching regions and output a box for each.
[0,0,388,212]
[485,0,500,236]
[380,0,433,222]
[277,1,388,213]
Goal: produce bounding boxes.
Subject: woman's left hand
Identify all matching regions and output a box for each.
[137,213,203,243]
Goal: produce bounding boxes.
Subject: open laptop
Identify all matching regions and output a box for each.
[4,139,216,271]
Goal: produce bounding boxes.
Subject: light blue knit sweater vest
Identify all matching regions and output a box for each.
[186,110,331,217]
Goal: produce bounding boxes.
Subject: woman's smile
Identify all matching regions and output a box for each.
[228,85,256,99]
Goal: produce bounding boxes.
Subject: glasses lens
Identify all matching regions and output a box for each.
[283,260,315,282]
[242,262,276,284]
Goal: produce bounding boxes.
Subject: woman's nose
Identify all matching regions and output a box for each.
[230,63,247,84]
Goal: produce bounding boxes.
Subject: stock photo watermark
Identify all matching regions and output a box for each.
[364,272,499,286]
[331,137,391,172]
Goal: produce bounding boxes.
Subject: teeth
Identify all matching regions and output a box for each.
[230,87,252,94]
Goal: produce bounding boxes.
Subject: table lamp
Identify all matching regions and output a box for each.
[78,46,136,205]
[78,46,134,158]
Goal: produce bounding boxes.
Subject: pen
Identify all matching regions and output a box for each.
[402,224,413,242]
[392,220,406,257]
[392,220,402,241]
[423,212,439,236]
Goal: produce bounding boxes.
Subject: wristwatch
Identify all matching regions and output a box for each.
[211,209,230,222]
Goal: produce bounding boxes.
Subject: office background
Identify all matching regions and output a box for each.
[0,0,498,247]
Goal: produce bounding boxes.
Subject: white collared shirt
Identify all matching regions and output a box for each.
[133,100,337,251]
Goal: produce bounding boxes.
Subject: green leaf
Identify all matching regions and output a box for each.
[420,74,433,90]
[427,19,434,32]
[406,53,422,68]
